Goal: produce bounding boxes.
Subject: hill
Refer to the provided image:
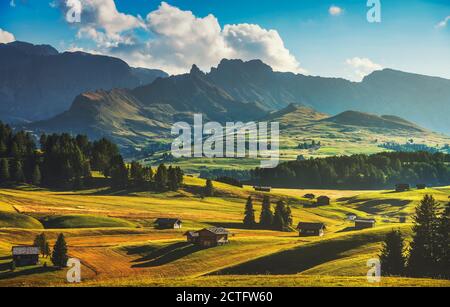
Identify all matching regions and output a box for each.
[0,180,449,287]
[323,111,425,132]
[0,41,167,123]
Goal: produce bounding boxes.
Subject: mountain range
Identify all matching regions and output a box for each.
[0,41,168,123]
[1,42,449,151]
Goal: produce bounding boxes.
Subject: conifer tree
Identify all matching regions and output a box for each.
[32,164,41,186]
[284,205,293,227]
[379,229,406,276]
[204,179,214,197]
[273,201,287,231]
[34,233,48,257]
[436,202,450,278]
[155,164,168,191]
[110,155,129,189]
[243,196,256,227]
[0,158,10,183]
[259,196,273,227]
[51,233,69,268]
[167,166,180,191]
[12,159,25,183]
[407,195,441,277]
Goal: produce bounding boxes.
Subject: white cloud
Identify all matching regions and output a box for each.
[436,16,450,29]
[56,1,304,74]
[345,57,382,81]
[329,5,343,16]
[0,28,15,44]
[55,0,145,47]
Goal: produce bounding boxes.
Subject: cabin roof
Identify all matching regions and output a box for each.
[184,231,199,237]
[12,246,40,256]
[355,218,376,223]
[202,227,229,235]
[297,222,326,231]
[155,218,181,224]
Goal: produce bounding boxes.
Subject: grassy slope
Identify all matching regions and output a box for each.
[0,180,448,287]
[40,215,137,229]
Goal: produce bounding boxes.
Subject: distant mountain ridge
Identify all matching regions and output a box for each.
[0,41,168,123]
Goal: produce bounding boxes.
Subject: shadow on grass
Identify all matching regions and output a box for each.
[356,199,411,214]
[0,266,59,280]
[214,230,387,275]
[128,242,203,268]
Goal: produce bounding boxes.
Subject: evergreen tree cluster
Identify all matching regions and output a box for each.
[379,195,450,279]
[0,124,185,191]
[244,195,293,231]
[252,152,450,189]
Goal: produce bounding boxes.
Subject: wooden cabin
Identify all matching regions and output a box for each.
[395,184,410,192]
[399,216,407,223]
[184,231,199,244]
[185,227,229,247]
[297,222,326,237]
[346,213,358,221]
[254,186,272,192]
[154,218,182,229]
[317,196,330,206]
[12,246,40,267]
[303,194,316,200]
[355,218,376,230]
[416,184,427,190]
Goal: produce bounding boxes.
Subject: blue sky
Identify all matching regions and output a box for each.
[1,0,449,80]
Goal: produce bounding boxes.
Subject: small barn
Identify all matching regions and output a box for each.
[184,227,229,247]
[254,186,272,192]
[416,184,427,190]
[154,218,182,229]
[346,213,358,221]
[355,218,376,230]
[12,246,40,267]
[184,231,199,244]
[304,194,315,200]
[395,184,410,192]
[399,216,407,223]
[297,222,326,237]
[317,196,330,206]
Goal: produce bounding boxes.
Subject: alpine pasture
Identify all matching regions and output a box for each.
[0,177,449,287]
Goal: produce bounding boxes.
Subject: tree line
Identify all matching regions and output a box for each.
[380,195,449,279]
[244,196,293,231]
[0,123,183,191]
[252,152,450,189]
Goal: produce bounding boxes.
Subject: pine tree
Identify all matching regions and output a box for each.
[110,155,129,189]
[12,159,25,183]
[32,165,41,186]
[259,196,273,227]
[243,196,256,227]
[407,195,441,277]
[204,179,214,197]
[0,158,10,183]
[273,201,287,231]
[51,233,69,268]
[436,202,450,278]
[34,233,48,257]
[379,229,406,276]
[155,164,168,191]
[44,242,51,258]
[284,205,293,227]
[167,166,180,191]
